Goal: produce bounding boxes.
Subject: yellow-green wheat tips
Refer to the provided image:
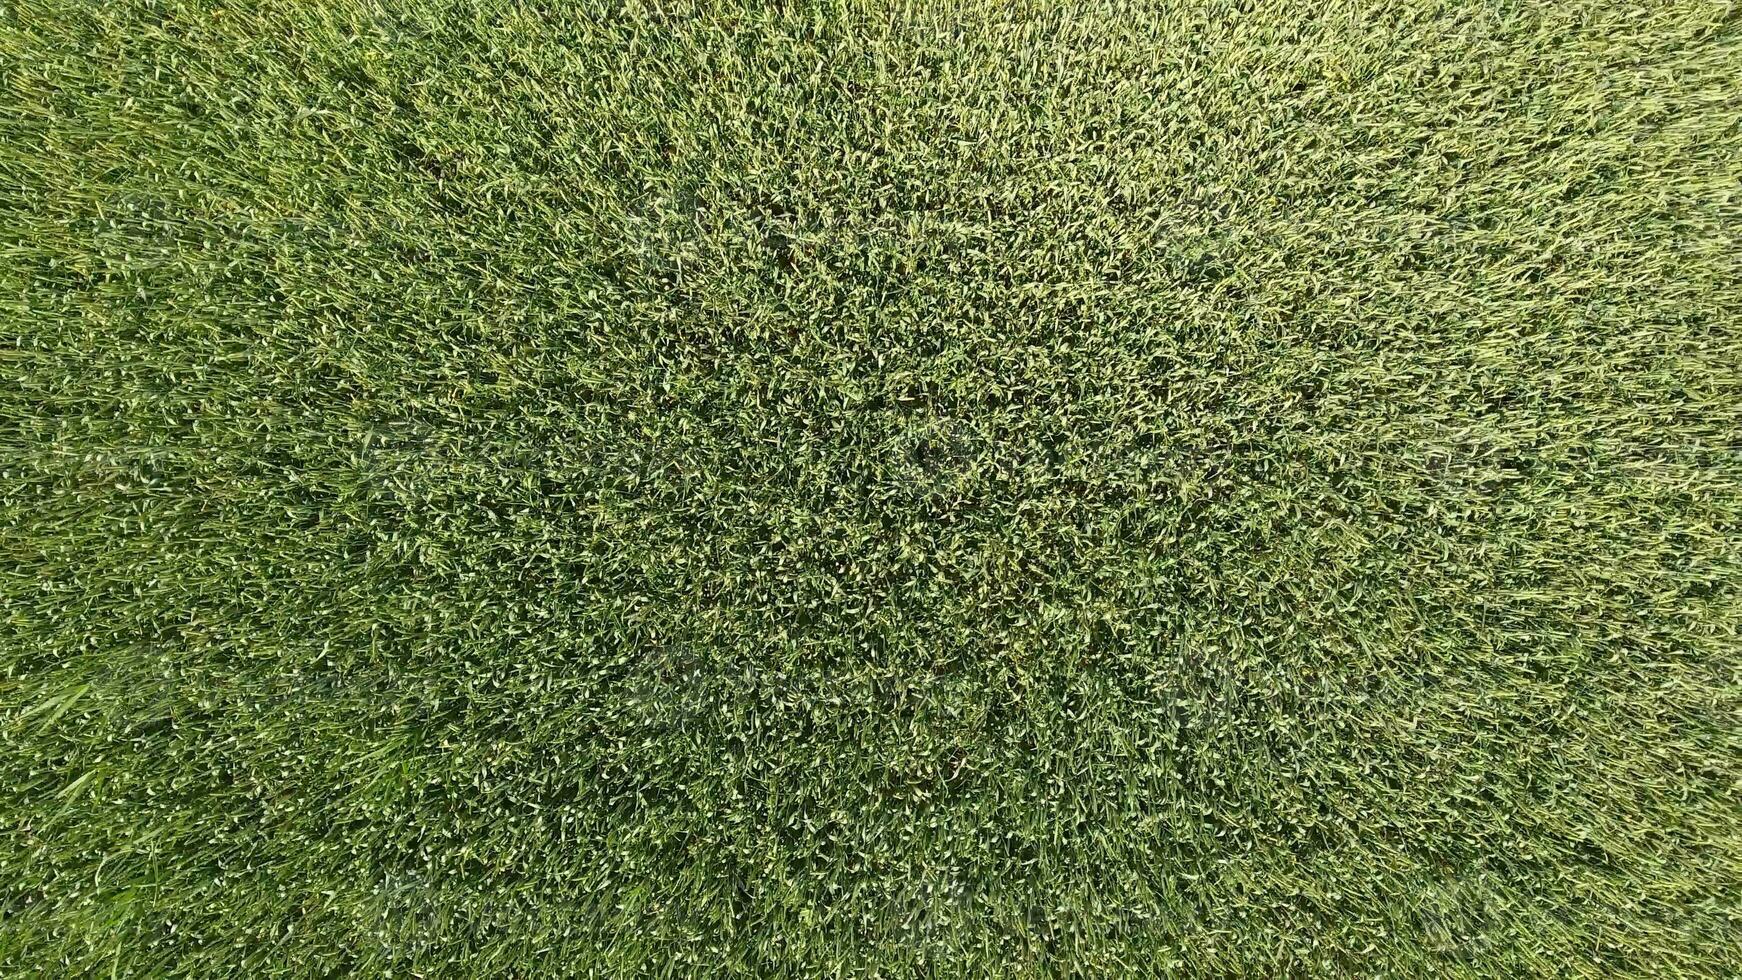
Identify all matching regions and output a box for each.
[3,0,1739,975]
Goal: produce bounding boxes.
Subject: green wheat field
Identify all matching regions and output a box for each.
[4,0,1740,975]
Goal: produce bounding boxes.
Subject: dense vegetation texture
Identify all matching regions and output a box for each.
[4,0,1741,975]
